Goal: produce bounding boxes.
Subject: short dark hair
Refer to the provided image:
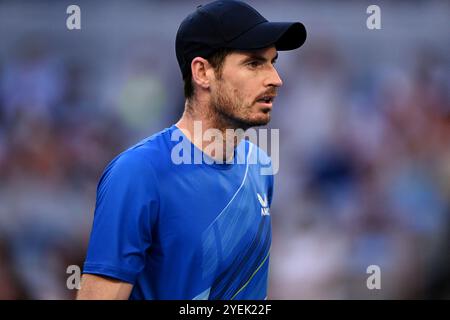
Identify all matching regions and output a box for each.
[183,48,233,100]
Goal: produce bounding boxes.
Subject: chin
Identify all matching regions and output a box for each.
[224,111,271,129]
[244,115,271,128]
[254,112,271,126]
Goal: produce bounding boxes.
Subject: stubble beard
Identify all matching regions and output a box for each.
[209,80,271,131]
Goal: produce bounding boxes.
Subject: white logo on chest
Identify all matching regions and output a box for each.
[257,193,270,216]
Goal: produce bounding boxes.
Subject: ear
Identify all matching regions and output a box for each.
[191,57,214,90]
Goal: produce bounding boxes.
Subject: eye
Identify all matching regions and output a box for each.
[247,60,262,68]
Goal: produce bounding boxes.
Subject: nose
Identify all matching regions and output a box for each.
[265,65,283,88]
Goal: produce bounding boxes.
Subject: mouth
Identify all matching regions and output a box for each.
[255,95,276,108]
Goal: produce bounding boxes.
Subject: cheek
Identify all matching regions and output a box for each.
[231,83,255,104]
[221,72,257,105]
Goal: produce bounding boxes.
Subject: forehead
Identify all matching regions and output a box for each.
[226,46,278,62]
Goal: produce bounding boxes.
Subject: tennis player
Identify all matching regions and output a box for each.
[77,0,306,300]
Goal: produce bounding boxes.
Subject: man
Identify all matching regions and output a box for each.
[77,0,306,300]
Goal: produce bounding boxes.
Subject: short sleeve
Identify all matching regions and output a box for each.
[83,150,159,284]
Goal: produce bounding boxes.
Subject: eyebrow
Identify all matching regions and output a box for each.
[242,52,278,64]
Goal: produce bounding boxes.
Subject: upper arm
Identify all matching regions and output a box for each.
[76,274,133,300]
[83,151,159,286]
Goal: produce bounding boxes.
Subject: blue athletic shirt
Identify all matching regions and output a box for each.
[83,124,274,300]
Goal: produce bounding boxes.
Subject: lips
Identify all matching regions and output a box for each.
[256,95,276,104]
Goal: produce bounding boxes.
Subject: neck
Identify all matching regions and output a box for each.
[175,99,246,162]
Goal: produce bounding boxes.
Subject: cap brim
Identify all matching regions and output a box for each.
[225,21,306,51]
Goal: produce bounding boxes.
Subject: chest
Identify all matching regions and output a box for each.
[154,165,271,274]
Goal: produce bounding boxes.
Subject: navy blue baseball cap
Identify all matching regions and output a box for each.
[176,0,307,78]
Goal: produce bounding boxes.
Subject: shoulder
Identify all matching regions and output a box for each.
[100,126,175,184]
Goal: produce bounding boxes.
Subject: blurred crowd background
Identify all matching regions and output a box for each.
[0,0,449,299]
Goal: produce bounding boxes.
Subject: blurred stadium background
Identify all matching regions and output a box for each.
[0,0,449,299]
